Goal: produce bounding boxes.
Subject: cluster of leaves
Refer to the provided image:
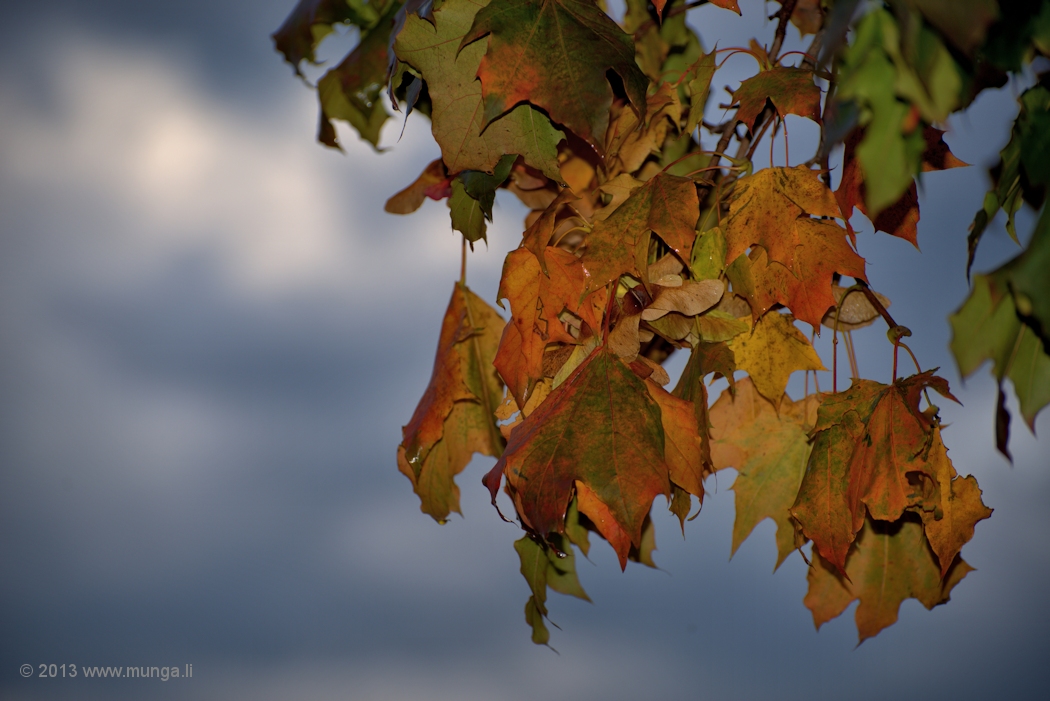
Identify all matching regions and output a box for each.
[274,0,1049,644]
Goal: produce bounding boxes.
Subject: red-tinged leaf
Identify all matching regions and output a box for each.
[494,246,599,407]
[793,371,961,573]
[709,0,740,13]
[460,0,649,148]
[647,380,705,500]
[920,428,993,577]
[399,283,506,520]
[492,347,671,553]
[790,0,824,35]
[710,378,820,568]
[732,67,822,134]
[725,166,843,272]
[728,219,867,329]
[385,159,447,214]
[921,126,969,171]
[575,480,634,569]
[581,174,699,293]
[805,514,974,643]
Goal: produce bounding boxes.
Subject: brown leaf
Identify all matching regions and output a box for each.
[822,285,891,332]
[725,166,843,272]
[398,283,506,520]
[921,428,993,578]
[642,279,725,321]
[805,514,974,643]
[792,371,962,574]
[733,67,822,134]
[582,173,699,293]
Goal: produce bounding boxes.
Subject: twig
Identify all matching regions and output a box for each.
[770,0,799,62]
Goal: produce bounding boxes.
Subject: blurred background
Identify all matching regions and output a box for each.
[0,1,1047,699]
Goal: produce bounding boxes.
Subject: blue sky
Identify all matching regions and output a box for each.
[1,2,1047,699]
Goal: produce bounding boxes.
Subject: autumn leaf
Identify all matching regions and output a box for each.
[709,378,820,568]
[394,0,565,179]
[805,514,973,643]
[647,379,705,504]
[671,340,736,479]
[792,371,960,574]
[316,1,401,149]
[460,0,649,148]
[729,312,824,404]
[724,165,843,272]
[683,50,717,136]
[484,347,670,567]
[515,532,589,645]
[581,173,699,293]
[273,0,380,75]
[920,428,993,578]
[385,158,447,214]
[521,189,581,273]
[726,219,867,329]
[732,67,821,134]
[398,283,506,520]
[836,127,968,247]
[494,246,599,407]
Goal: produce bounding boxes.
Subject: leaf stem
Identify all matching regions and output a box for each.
[460,235,468,285]
[770,0,799,62]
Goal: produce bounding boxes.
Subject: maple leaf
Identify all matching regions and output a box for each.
[394,0,565,179]
[385,159,448,214]
[448,154,517,243]
[709,378,820,569]
[920,428,993,578]
[316,1,401,149]
[398,283,506,520]
[515,532,589,645]
[791,371,960,574]
[726,220,867,329]
[682,50,717,137]
[273,0,381,75]
[729,312,824,404]
[805,514,973,643]
[494,246,599,408]
[483,347,671,567]
[459,0,649,148]
[581,174,699,293]
[724,166,843,272]
[647,379,705,505]
[949,272,1050,457]
[732,67,822,134]
[605,84,682,178]
[672,340,736,479]
[836,127,968,246]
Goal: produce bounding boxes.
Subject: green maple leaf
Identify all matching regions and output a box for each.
[394,0,564,178]
[459,0,649,148]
